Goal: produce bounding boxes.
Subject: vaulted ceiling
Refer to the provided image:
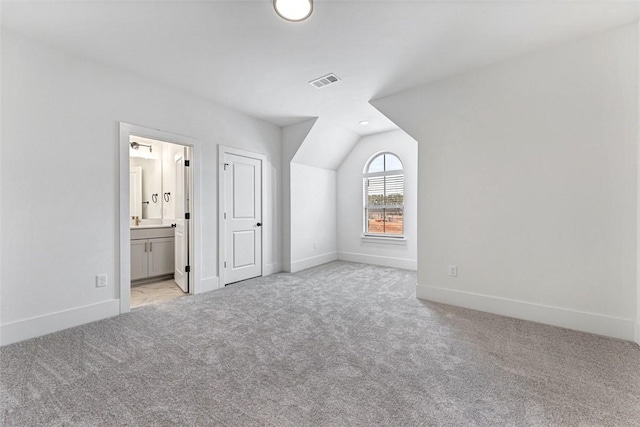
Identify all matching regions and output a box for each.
[3,0,639,168]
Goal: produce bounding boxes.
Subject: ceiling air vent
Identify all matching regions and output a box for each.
[309,73,340,89]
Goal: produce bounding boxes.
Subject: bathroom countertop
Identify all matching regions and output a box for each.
[130,224,174,229]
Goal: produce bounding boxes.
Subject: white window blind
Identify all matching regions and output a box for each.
[364,153,404,236]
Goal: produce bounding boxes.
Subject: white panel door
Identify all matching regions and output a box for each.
[174,148,189,292]
[224,153,262,284]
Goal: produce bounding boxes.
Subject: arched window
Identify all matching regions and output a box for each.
[363,152,404,236]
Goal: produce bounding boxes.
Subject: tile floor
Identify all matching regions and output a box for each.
[130,279,186,308]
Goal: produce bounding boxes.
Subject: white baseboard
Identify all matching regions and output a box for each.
[1,299,120,346]
[338,252,417,271]
[263,263,281,277]
[198,276,221,294]
[635,321,640,346]
[290,252,338,273]
[417,285,635,342]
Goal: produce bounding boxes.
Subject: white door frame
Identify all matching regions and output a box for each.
[119,122,200,314]
[218,145,267,286]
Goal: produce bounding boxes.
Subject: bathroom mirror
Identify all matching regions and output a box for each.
[130,139,163,220]
[133,157,162,219]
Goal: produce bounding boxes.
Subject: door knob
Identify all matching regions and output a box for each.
[256,222,262,227]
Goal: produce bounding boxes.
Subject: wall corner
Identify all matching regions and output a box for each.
[636,19,640,347]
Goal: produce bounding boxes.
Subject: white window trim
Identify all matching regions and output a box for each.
[363,152,405,239]
[361,235,407,245]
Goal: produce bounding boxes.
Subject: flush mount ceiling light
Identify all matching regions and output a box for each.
[359,120,370,126]
[273,0,313,22]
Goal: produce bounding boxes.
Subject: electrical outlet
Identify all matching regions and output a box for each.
[448,265,457,277]
[96,274,107,288]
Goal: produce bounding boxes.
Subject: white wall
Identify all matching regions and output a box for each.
[337,130,417,270]
[0,5,4,345]
[281,119,317,272]
[637,22,640,346]
[290,163,337,272]
[373,24,639,341]
[1,31,282,344]
[292,117,360,170]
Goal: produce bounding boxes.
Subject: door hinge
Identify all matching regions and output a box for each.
[224,261,227,268]
[224,212,227,219]
[185,212,190,220]
[223,163,229,171]
[185,265,191,273]
[185,160,190,167]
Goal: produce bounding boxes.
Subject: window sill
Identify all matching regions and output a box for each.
[361,235,407,245]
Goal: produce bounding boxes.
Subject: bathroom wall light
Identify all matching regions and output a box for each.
[130,141,158,159]
[130,141,152,152]
[274,0,313,22]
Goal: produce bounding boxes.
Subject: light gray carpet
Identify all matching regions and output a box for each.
[1,261,639,426]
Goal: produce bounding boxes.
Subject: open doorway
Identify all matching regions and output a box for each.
[119,123,199,314]
[129,136,191,307]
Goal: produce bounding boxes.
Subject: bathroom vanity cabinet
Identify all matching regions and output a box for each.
[131,227,175,282]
